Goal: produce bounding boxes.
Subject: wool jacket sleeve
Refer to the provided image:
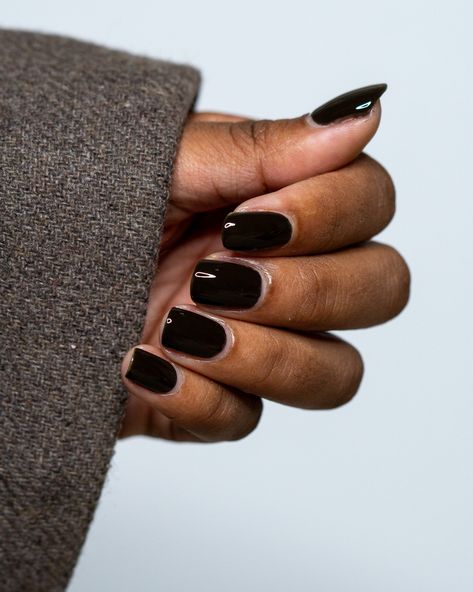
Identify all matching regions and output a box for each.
[0,29,200,591]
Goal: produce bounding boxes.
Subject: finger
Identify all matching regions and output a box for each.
[222,154,395,255]
[189,242,411,331]
[159,306,364,409]
[172,84,387,214]
[122,345,262,442]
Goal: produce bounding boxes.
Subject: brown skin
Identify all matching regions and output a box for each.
[119,105,410,442]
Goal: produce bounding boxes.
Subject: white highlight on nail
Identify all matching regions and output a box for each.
[194,271,217,279]
[355,101,372,110]
[304,100,378,129]
[192,255,272,314]
[224,222,236,229]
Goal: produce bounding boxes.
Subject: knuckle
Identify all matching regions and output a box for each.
[251,329,286,390]
[376,162,396,225]
[354,154,397,229]
[228,119,273,192]
[318,177,344,250]
[228,119,264,156]
[195,384,262,442]
[303,340,364,410]
[293,258,342,329]
[381,245,411,317]
[366,155,397,226]
[225,396,263,442]
[332,346,364,408]
[196,384,233,430]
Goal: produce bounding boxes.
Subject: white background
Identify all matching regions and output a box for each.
[3,1,472,590]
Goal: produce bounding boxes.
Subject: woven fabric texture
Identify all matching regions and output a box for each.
[0,29,200,591]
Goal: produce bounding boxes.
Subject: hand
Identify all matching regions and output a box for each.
[119,85,410,442]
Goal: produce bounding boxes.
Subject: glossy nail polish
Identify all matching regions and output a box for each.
[310,83,387,125]
[161,307,227,358]
[125,348,178,394]
[222,211,292,251]
[191,260,262,309]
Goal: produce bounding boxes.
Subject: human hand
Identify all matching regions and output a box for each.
[119,84,410,442]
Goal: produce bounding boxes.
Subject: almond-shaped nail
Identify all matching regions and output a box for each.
[310,83,387,125]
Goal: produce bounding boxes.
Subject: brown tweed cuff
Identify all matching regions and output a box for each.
[0,29,200,591]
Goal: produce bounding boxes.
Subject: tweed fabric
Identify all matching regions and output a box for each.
[0,30,200,591]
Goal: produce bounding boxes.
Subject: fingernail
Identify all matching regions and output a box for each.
[191,260,262,309]
[222,211,292,251]
[310,83,387,125]
[125,348,178,394]
[161,307,227,359]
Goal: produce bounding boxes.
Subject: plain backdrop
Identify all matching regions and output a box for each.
[3,1,472,590]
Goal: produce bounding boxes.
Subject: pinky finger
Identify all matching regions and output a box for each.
[121,345,262,443]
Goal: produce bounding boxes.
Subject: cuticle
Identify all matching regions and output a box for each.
[304,112,323,129]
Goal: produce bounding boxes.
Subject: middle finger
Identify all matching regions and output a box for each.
[190,242,410,331]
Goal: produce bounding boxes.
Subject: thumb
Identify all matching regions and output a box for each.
[172,83,387,213]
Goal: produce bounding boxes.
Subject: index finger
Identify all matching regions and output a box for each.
[222,154,395,256]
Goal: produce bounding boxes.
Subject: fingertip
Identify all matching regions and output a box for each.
[303,97,382,131]
[308,82,387,126]
[295,100,382,174]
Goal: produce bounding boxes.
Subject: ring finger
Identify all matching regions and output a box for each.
[158,305,364,409]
